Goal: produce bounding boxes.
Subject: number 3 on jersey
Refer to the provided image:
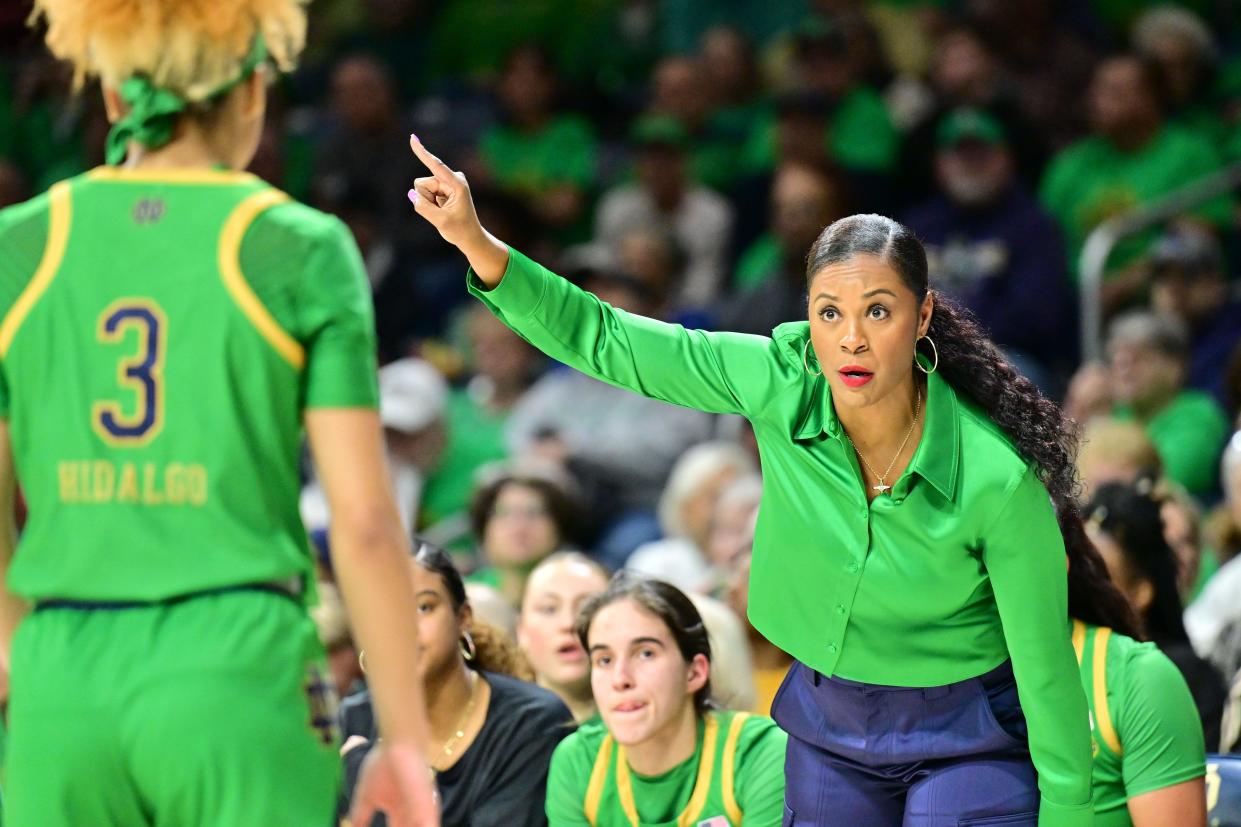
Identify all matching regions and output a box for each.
[92,299,166,446]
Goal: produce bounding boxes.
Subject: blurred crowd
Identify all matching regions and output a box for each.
[5,0,1241,812]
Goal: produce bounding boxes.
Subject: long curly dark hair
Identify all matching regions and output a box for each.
[807,214,1140,639]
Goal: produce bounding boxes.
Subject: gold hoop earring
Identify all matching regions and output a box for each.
[802,339,822,377]
[358,649,367,674]
[460,630,476,662]
[916,335,938,374]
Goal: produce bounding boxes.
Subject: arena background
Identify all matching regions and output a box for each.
[2,0,1241,824]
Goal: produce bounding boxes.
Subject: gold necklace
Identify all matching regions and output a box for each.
[846,389,922,494]
[433,670,479,773]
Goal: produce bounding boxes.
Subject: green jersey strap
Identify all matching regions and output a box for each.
[1072,619,1123,758]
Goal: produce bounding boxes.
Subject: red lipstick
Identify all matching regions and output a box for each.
[838,365,874,388]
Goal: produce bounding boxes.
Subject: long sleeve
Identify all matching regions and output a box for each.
[981,466,1094,826]
[468,248,790,419]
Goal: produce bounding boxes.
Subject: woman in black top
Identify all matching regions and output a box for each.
[340,540,574,826]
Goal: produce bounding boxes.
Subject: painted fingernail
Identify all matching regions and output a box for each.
[410,133,419,143]
[407,189,418,205]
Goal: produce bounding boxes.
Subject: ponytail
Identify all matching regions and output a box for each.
[469,620,535,681]
[928,299,1141,639]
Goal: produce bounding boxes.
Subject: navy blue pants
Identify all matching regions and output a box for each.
[772,660,1040,826]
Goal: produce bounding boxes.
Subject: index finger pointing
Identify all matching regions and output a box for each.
[409,134,456,184]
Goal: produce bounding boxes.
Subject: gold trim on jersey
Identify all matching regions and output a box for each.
[1071,620,1123,757]
[218,188,305,370]
[585,733,616,827]
[1092,627,1122,756]
[0,180,72,357]
[87,166,259,185]
[719,712,749,825]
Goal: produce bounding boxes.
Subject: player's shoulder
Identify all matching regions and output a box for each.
[730,709,782,737]
[1107,630,1187,695]
[1091,625,1196,725]
[245,192,349,249]
[0,181,58,237]
[0,180,73,292]
[720,710,786,759]
[237,190,358,285]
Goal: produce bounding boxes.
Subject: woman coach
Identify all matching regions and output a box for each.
[406,136,1094,825]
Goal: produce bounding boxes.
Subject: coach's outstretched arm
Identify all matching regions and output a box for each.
[407,136,790,421]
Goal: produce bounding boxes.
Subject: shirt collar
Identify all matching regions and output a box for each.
[791,337,960,502]
[906,370,959,502]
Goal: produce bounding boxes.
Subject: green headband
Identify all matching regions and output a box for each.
[105,32,269,166]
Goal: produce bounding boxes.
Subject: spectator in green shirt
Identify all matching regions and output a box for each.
[419,306,543,540]
[719,161,850,337]
[742,16,899,202]
[466,469,586,609]
[645,54,742,194]
[1039,54,1232,311]
[1090,311,1230,498]
[475,44,597,242]
[1132,5,1229,158]
[408,137,1097,824]
[699,25,766,138]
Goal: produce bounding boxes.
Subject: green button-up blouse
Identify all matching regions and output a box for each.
[469,248,1093,824]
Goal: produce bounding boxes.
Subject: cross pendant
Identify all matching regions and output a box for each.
[872,484,891,494]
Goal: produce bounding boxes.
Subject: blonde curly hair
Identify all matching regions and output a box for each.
[31,0,308,101]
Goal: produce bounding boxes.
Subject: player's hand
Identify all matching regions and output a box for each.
[351,739,440,827]
[408,135,483,251]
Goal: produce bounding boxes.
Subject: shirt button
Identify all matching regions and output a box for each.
[827,643,838,653]
[858,507,867,519]
[836,604,846,615]
[846,562,859,573]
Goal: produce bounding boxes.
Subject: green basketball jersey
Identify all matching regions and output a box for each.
[546,709,787,827]
[1071,620,1206,826]
[0,166,378,602]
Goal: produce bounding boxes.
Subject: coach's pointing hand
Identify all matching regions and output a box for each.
[408,135,509,286]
